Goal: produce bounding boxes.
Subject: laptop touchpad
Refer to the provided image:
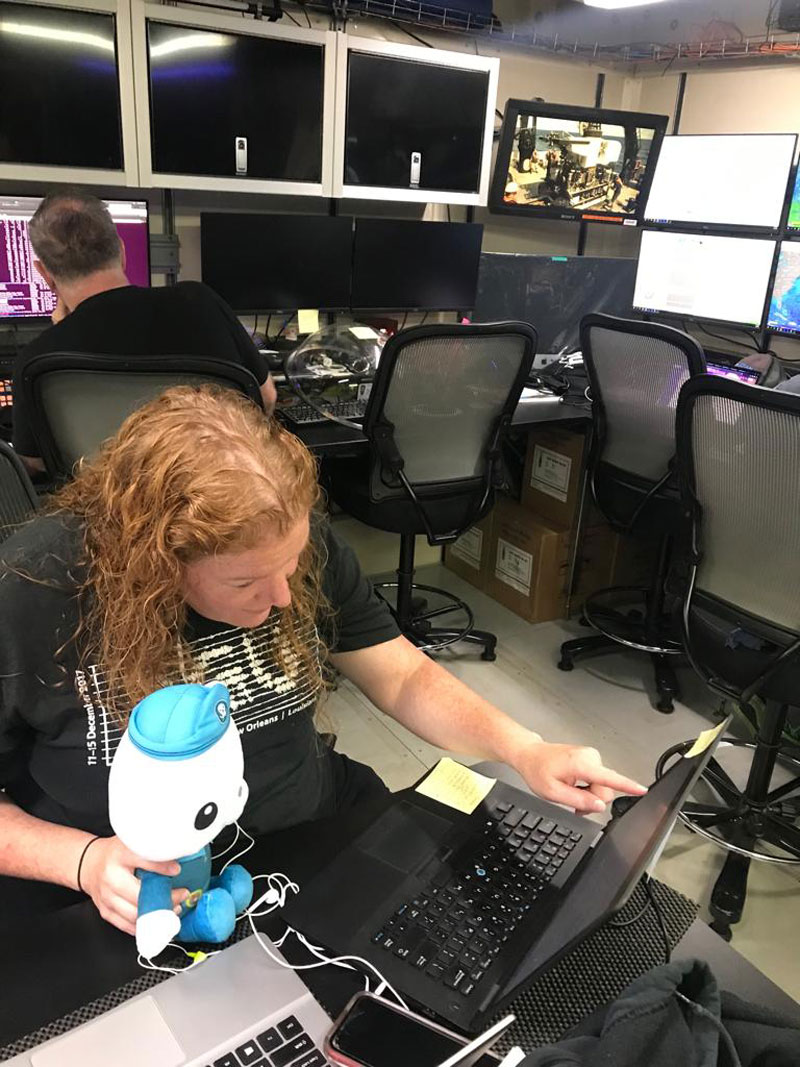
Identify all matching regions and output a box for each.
[358,803,452,873]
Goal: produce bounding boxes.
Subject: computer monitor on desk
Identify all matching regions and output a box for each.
[0,196,149,319]
[632,230,776,329]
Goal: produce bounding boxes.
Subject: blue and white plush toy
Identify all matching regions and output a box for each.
[108,682,253,960]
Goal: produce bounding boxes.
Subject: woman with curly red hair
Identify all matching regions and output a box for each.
[0,385,643,937]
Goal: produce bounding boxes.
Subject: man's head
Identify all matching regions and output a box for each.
[28,188,125,291]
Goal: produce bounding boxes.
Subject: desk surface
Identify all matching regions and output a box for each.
[283,388,590,456]
[1,805,798,1056]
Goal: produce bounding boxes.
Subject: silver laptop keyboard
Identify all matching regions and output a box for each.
[370,804,583,998]
[208,1013,327,1067]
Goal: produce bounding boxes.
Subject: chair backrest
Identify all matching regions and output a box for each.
[677,376,800,636]
[20,352,265,480]
[363,322,536,502]
[582,314,706,484]
[0,441,38,543]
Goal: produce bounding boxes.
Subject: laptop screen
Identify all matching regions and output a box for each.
[492,720,728,1007]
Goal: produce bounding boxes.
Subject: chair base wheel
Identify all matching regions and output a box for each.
[709,920,732,943]
[655,698,674,714]
[558,657,574,672]
[481,649,497,662]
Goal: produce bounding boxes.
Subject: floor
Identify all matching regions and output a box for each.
[325,520,800,1005]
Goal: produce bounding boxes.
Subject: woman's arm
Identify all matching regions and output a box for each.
[330,636,646,813]
[0,793,187,934]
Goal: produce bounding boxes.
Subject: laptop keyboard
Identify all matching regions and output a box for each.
[280,399,366,425]
[207,1013,327,1067]
[370,803,583,997]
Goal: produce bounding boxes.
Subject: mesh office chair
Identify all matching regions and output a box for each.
[655,377,800,941]
[0,441,38,543]
[20,352,265,481]
[558,314,706,712]
[325,322,536,659]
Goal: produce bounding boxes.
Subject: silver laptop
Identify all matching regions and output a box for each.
[7,934,331,1067]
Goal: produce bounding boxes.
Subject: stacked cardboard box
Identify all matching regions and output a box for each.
[444,424,659,624]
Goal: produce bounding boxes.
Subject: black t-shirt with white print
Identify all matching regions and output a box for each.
[0,513,399,837]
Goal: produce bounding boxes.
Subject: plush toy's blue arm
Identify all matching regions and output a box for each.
[136,869,172,918]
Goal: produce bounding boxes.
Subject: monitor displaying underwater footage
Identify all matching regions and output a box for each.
[489,100,667,225]
[767,242,800,336]
[788,169,800,233]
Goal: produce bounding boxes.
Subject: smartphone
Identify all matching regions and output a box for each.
[324,993,511,1067]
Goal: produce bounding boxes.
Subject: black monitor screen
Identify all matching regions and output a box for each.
[345,52,489,193]
[473,253,637,354]
[350,219,483,310]
[489,100,667,225]
[0,1,123,169]
[148,22,324,182]
[200,213,353,312]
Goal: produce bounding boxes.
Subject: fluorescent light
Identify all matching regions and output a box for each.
[584,0,669,7]
[0,20,114,51]
[150,32,231,58]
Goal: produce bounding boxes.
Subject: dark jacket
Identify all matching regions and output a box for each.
[518,959,800,1067]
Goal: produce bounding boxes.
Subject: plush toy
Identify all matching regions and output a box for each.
[108,682,253,960]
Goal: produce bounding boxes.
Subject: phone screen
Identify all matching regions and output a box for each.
[330,998,497,1067]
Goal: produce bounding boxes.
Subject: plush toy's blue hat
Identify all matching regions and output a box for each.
[128,682,231,761]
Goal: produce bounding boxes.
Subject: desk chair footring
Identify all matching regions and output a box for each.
[655,701,800,939]
[376,580,497,660]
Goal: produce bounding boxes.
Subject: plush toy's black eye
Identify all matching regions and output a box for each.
[194,802,218,830]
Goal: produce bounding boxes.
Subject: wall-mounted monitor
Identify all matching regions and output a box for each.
[644,134,797,233]
[350,219,483,310]
[0,195,150,319]
[0,0,139,185]
[488,100,667,225]
[767,242,800,336]
[632,230,775,329]
[333,36,498,206]
[132,5,335,195]
[201,213,353,313]
[787,169,800,234]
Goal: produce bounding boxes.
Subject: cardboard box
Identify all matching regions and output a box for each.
[521,426,588,529]
[443,510,494,592]
[567,524,661,616]
[486,497,571,623]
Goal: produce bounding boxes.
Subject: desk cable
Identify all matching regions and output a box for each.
[138,822,409,1009]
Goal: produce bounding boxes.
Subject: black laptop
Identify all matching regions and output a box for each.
[282,720,728,1034]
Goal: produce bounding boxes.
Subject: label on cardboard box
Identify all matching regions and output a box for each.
[449,526,483,570]
[530,445,572,503]
[495,537,533,596]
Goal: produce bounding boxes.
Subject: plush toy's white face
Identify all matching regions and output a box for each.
[108,720,249,861]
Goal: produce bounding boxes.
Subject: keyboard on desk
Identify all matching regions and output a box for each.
[207,1012,325,1067]
[369,803,583,998]
[280,399,367,425]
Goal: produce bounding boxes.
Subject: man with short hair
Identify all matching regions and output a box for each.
[12,189,277,474]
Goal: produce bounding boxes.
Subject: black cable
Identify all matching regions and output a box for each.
[252,313,259,340]
[447,205,451,222]
[690,319,761,353]
[645,878,672,964]
[401,311,408,330]
[283,9,301,25]
[303,4,311,26]
[420,312,428,325]
[399,25,434,48]
[266,314,272,339]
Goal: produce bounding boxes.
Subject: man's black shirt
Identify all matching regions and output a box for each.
[12,282,269,456]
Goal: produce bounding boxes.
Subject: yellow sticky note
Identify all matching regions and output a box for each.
[415,758,496,815]
[683,719,727,760]
[298,308,319,335]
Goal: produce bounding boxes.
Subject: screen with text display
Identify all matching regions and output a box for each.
[788,170,800,232]
[633,230,775,327]
[644,134,797,231]
[0,196,149,319]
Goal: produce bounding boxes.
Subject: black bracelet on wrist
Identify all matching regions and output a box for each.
[76,835,101,893]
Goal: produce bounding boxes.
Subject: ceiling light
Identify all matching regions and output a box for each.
[584,0,670,8]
